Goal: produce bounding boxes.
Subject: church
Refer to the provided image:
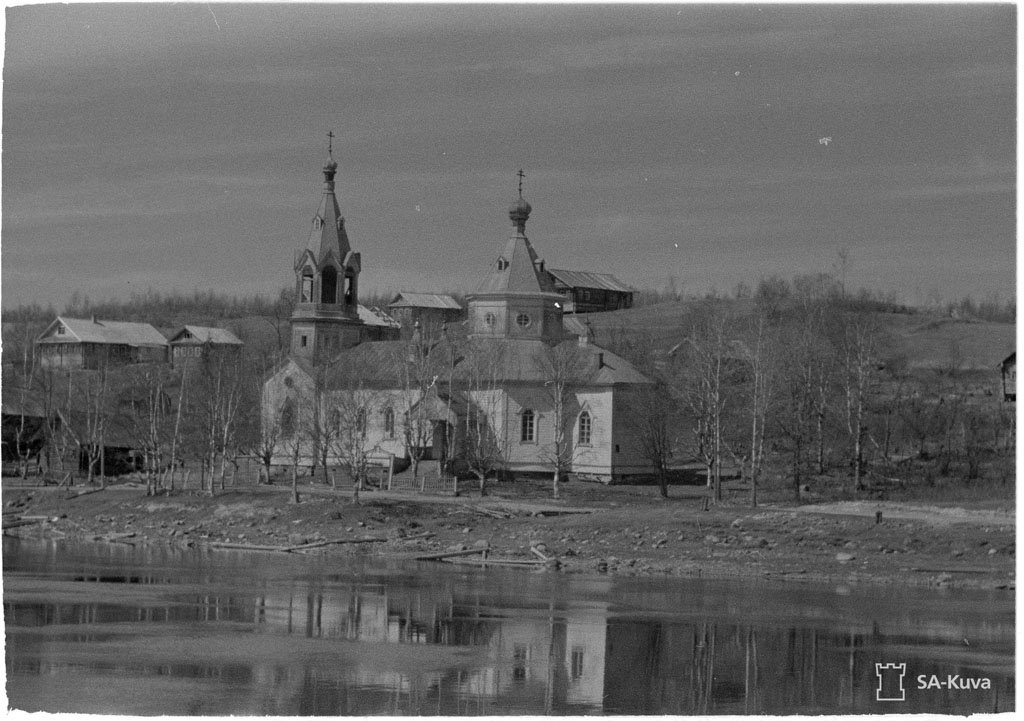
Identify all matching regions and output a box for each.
[262,146,655,484]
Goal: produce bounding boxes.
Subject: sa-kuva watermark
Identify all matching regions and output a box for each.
[876,662,993,701]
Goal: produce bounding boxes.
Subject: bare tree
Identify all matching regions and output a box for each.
[835,313,884,491]
[612,331,678,499]
[674,304,736,503]
[394,331,442,490]
[459,339,511,496]
[534,341,589,500]
[119,364,175,495]
[740,310,778,507]
[324,359,386,503]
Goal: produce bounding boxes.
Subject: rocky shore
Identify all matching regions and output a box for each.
[3,480,1015,591]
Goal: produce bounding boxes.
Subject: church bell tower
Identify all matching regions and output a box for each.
[289,133,365,362]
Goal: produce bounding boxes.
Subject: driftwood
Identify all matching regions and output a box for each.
[412,547,490,562]
[284,536,389,551]
[448,557,545,567]
[3,518,42,531]
[397,531,434,541]
[66,487,105,500]
[466,505,512,519]
[530,546,551,562]
[208,535,394,553]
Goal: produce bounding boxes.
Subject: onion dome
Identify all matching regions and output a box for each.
[509,169,531,233]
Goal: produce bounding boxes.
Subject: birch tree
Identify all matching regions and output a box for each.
[534,341,588,500]
[459,339,511,496]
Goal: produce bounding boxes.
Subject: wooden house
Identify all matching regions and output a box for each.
[36,317,168,370]
[1000,352,1015,401]
[357,305,402,341]
[168,325,244,367]
[387,293,464,334]
[543,269,634,313]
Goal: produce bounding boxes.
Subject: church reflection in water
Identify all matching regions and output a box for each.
[5,544,1015,715]
[71,575,1005,715]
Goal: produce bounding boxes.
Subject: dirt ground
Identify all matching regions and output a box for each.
[3,478,1015,591]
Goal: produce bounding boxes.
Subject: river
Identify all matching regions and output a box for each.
[3,538,1014,715]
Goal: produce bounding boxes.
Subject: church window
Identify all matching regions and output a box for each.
[279,399,296,439]
[384,407,395,438]
[356,408,367,437]
[578,411,592,446]
[520,409,535,443]
[312,216,322,230]
[496,257,509,271]
[484,312,496,327]
[300,335,308,348]
[321,266,338,304]
[571,646,585,681]
[344,273,355,306]
[330,409,341,433]
[300,269,314,303]
[516,313,531,329]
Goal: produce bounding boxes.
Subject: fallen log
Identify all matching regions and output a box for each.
[283,536,389,552]
[65,487,105,500]
[466,505,511,519]
[2,518,42,531]
[447,557,545,567]
[412,547,489,562]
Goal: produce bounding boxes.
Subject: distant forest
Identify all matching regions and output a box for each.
[2,277,1015,326]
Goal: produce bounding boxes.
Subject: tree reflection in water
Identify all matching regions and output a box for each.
[3,538,1015,715]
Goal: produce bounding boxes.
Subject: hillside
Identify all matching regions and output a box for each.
[576,300,1014,372]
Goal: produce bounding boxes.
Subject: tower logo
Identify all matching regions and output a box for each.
[875,662,907,701]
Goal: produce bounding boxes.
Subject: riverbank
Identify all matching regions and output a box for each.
[3,479,1014,590]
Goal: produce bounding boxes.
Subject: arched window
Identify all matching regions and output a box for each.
[279,399,296,439]
[344,272,355,306]
[356,408,367,437]
[578,410,592,446]
[384,407,395,438]
[520,409,536,443]
[300,269,314,303]
[321,266,338,304]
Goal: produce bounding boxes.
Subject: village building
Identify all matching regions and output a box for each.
[999,352,1015,402]
[35,316,169,370]
[263,155,655,483]
[387,293,464,335]
[357,305,402,341]
[543,268,634,313]
[167,325,244,367]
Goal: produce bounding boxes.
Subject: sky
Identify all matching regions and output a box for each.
[1,3,1016,311]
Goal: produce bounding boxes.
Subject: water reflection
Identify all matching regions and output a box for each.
[4,538,1014,715]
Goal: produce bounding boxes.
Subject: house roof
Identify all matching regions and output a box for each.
[357,305,401,328]
[546,269,634,293]
[388,293,463,311]
[37,317,168,348]
[168,326,243,346]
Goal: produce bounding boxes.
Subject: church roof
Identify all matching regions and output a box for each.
[458,338,651,386]
[472,234,559,296]
[307,154,352,265]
